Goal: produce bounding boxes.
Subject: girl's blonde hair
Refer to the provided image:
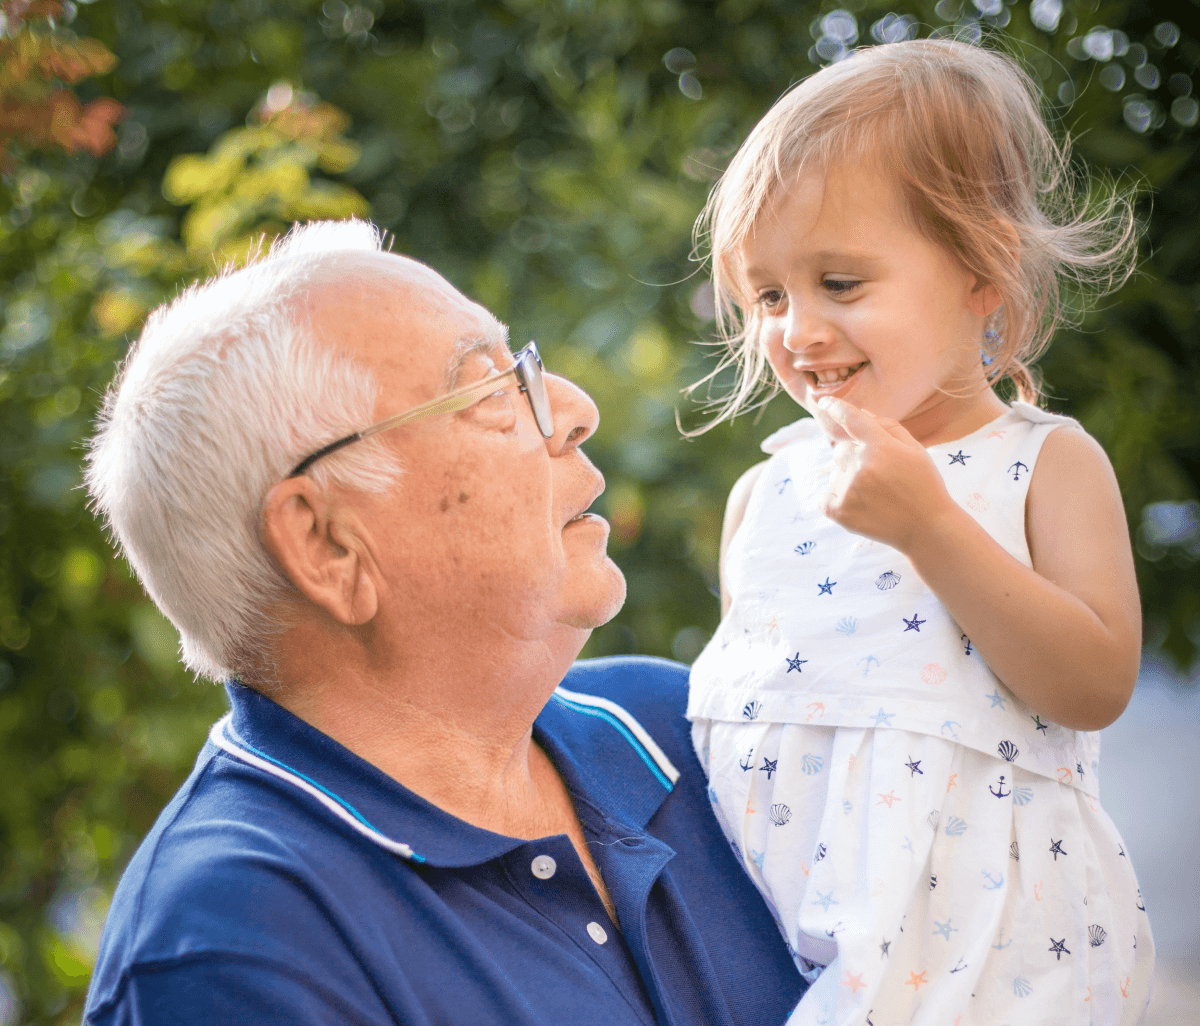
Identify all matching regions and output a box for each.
[687,37,1139,429]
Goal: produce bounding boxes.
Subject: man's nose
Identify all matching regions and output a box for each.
[782,298,835,353]
[543,373,599,453]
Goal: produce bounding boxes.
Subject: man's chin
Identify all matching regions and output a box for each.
[561,563,627,631]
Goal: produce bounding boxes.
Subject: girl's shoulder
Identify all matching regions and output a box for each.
[759,416,822,454]
[1006,401,1082,430]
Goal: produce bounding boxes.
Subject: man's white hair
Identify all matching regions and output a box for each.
[86,219,403,683]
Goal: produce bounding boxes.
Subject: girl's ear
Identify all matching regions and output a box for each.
[260,477,378,627]
[969,280,1004,318]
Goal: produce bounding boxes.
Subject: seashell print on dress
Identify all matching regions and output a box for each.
[920,663,947,686]
[997,740,1019,762]
[876,571,901,590]
[966,492,990,512]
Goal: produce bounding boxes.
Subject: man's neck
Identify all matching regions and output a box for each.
[262,617,585,838]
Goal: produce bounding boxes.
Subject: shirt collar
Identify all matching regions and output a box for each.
[216,680,676,869]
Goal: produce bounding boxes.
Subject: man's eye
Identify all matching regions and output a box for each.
[824,278,862,295]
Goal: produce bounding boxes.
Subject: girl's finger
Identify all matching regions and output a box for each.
[816,396,888,443]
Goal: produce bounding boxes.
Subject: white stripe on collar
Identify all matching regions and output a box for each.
[553,686,681,785]
[208,715,418,860]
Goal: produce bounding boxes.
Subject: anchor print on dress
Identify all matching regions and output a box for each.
[739,751,755,772]
[992,929,1013,950]
[950,958,968,974]
[775,477,792,495]
[961,633,973,655]
[876,571,901,590]
[858,656,880,677]
[948,450,970,466]
[990,775,1011,798]
[1008,461,1029,481]
[982,870,1004,890]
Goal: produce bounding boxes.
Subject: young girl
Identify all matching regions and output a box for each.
[686,39,1154,1025]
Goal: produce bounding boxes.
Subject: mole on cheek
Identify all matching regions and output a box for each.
[458,492,469,504]
[439,496,450,512]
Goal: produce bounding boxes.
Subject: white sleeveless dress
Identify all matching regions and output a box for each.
[689,403,1154,1026]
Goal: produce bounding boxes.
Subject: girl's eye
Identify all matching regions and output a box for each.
[823,278,862,296]
[755,289,786,309]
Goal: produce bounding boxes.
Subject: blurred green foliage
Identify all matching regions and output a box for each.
[0,0,1195,1020]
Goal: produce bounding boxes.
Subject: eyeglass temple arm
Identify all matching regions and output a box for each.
[287,367,521,478]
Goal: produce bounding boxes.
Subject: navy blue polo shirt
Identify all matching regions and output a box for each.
[84,656,805,1025]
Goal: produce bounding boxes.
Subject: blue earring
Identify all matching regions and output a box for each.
[981,328,1001,367]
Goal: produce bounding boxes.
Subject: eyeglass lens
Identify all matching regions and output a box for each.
[520,344,554,438]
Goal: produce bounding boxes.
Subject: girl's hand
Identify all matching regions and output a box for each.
[814,396,956,552]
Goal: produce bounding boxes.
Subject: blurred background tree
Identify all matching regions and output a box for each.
[0,0,1194,1020]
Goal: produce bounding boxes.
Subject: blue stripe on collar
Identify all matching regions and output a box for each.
[209,715,426,863]
[551,687,679,791]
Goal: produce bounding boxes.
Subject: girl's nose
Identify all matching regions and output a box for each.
[782,300,835,353]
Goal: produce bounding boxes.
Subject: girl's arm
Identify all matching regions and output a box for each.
[719,461,767,616]
[816,398,1141,731]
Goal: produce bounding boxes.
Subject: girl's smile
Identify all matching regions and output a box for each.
[740,163,1008,446]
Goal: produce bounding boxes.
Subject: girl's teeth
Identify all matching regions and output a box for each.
[811,364,862,385]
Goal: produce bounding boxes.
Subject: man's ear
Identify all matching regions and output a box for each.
[261,477,378,627]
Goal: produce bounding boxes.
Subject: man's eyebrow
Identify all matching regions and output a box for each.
[445,324,511,390]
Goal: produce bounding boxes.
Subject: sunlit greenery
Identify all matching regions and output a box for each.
[0,0,1195,1020]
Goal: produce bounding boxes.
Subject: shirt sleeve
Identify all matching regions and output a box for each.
[86,953,400,1026]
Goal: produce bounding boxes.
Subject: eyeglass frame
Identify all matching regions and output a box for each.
[288,340,554,478]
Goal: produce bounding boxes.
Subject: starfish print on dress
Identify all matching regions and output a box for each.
[765,615,782,632]
[775,477,792,494]
[812,889,839,911]
[876,790,901,809]
[879,938,891,958]
[932,919,959,940]
[871,707,896,727]
[1049,839,1067,860]
[842,971,866,994]
[1032,714,1049,733]
[946,773,958,792]
[905,757,923,776]
[948,450,970,466]
[760,757,778,780]
[1049,938,1070,960]
[786,653,808,673]
[987,688,1008,709]
[902,613,926,632]
[905,970,929,992]
[817,577,836,595]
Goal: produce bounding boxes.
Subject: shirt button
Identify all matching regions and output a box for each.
[530,855,557,880]
[587,921,608,945]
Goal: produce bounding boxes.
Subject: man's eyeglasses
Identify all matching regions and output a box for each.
[289,341,553,478]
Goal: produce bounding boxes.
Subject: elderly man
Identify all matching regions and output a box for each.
[82,221,804,1025]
